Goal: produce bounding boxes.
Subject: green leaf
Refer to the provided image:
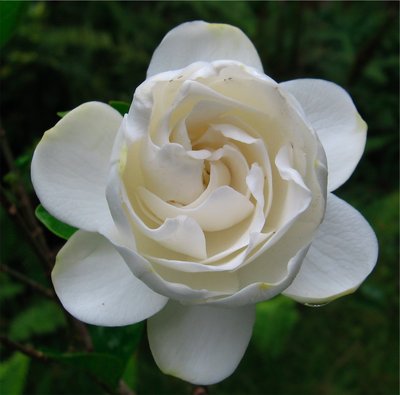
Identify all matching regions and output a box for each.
[253,296,299,358]
[9,300,66,341]
[35,204,77,240]
[0,352,30,395]
[88,323,144,391]
[89,322,144,362]
[0,1,26,48]
[109,100,130,116]
[57,110,70,118]
[49,352,125,389]
[0,276,24,302]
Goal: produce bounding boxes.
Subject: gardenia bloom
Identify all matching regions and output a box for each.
[31,21,378,385]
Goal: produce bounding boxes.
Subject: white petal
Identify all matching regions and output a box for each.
[171,119,192,150]
[147,301,255,384]
[141,140,205,205]
[211,123,257,144]
[31,102,122,232]
[115,241,235,302]
[141,216,208,260]
[52,231,168,326]
[147,21,263,77]
[135,164,269,272]
[109,185,241,300]
[273,145,312,226]
[280,79,367,191]
[122,181,208,260]
[193,162,267,268]
[209,246,308,307]
[138,186,254,232]
[283,193,378,304]
[105,116,138,247]
[215,144,250,196]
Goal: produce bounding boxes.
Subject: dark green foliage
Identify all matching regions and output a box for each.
[0,1,26,48]
[253,296,299,359]
[0,352,30,395]
[0,2,398,395]
[9,300,66,342]
[109,100,130,116]
[0,278,24,302]
[89,323,144,363]
[48,352,125,390]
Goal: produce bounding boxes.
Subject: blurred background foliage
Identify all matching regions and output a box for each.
[0,1,398,395]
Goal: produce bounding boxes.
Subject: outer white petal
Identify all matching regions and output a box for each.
[147,21,263,77]
[115,241,235,302]
[52,231,168,326]
[31,102,122,232]
[208,246,309,307]
[280,79,367,191]
[283,194,378,304]
[147,301,255,384]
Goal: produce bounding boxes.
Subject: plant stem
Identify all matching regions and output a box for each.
[0,335,116,395]
[118,380,137,395]
[0,185,54,272]
[0,263,55,299]
[1,125,93,354]
[347,5,395,86]
[68,315,94,352]
[0,335,50,362]
[192,385,209,395]
[0,125,54,272]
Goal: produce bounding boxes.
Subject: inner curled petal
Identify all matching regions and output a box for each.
[140,138,205,205]
[138,185,254,232]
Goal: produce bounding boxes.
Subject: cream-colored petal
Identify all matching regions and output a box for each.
[122,182,207,260]
[273,145,312,227]
[136,215,207,261]
[141,139,205,205]
[145,163,270,272]
[212,123,258,144]
[217,144,250,196]
[138,185,254,232]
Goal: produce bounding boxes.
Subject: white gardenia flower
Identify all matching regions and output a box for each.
[31,21,378,385]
